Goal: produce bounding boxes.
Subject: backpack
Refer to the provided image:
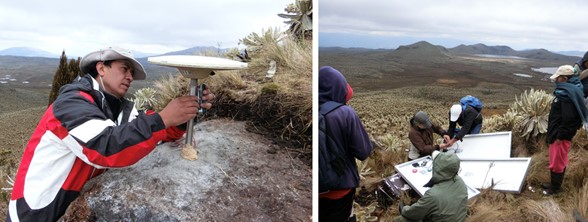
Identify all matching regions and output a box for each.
[319,101,349,193]
[577,64,588,98]
[460,95,483,112]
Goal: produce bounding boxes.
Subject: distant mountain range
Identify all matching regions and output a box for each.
[320,41,580,63]
[0,46,234,87]
[2,43,581,60]
[1,41,581,88]
[0,46,228,59]
[318,41,579,90]
[449,43,580,62]
[557,50,586,57]
[0,47,60,58]
[157,46,224,56]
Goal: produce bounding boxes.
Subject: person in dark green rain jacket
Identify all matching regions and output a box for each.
[394,151,468,222]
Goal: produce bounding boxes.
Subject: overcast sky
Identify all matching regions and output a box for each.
[0,0,291,57]
[319,0,587,52]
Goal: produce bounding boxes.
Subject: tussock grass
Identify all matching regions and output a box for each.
[526,152,550,186]
[523,199,571,222]
[239,27,311,80]
[132,34,311,165]
[370,147,405,179]
[467,189,517,221]
[565,148,588,189]
[576,182,588,220]
[151,75,190,112]
[237,34,312,153]
[466,203,504,222]
[177,35,312,164]
[133,74,191,112]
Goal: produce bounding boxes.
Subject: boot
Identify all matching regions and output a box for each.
[541,182,551,190]
[541,168,565,191]
[543,171,565,196]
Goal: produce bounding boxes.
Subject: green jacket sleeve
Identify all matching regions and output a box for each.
[401,191,436,221]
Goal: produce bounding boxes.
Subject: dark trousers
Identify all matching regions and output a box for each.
[319,188,355,222]
[469,123,482,134]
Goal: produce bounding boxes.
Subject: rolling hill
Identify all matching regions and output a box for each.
[0,56,59,86]
[449,43,579,62]
[319,41,579,91]
[389,41,451,63]
[450,43,518,55]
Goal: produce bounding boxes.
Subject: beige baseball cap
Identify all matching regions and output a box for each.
[80,46,147,80]
[549,65,575,81]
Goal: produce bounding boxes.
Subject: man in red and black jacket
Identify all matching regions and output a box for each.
[7,47,214,222]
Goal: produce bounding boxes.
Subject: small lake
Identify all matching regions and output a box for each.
[513,73,532,78]
[476,54,527,60]
[532,67,558,75]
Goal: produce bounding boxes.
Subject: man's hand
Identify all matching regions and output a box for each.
[159,95,199,128]
[439,143,449,149]
[443,135,451,143]
[159,87,215,129]
[447,138,458,147]
[199,88,215,110]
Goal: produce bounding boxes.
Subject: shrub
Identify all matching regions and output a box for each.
[510,89,553,140]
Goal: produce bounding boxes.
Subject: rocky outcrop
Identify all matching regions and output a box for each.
[61,119,311,222]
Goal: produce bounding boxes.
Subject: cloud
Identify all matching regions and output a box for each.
[319,0,588,51]
[0,0,291,56]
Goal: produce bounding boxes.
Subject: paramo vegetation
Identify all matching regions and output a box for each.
[0,0,312,217]
[348,85,588,221]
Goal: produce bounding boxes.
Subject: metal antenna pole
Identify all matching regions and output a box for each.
[147,55,248,161]
[185,78,198,146]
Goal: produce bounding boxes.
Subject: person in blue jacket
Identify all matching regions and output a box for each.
[573,51,588,98]
[319,66,372,222]
[446,103,482,146]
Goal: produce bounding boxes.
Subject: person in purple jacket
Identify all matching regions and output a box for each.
[319,66,373,222]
